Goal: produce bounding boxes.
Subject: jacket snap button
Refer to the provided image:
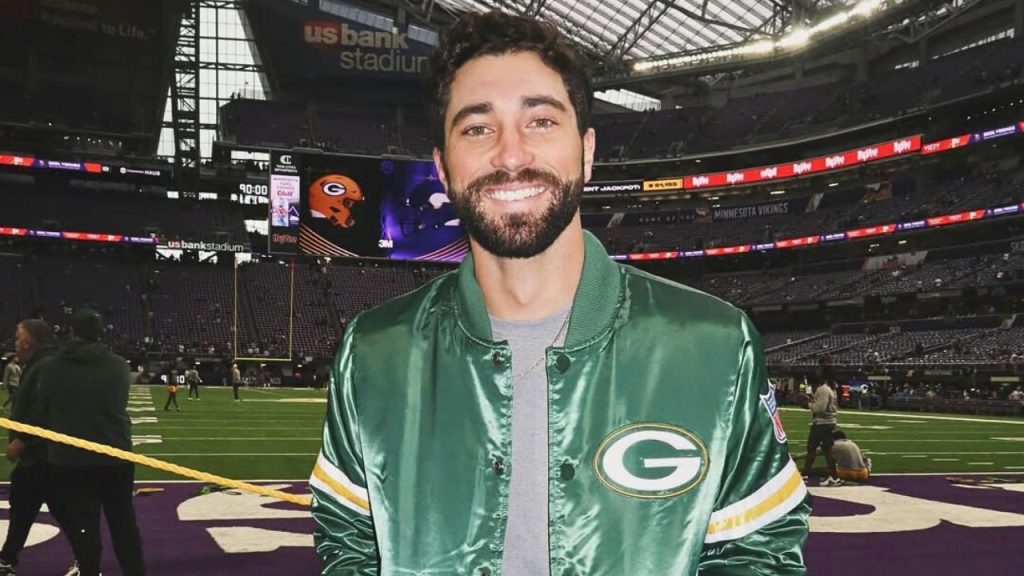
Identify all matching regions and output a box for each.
[559,462,575,481]
[491,351,504,366]
[555,354,571,373]
[479,568,492,576]
[492,457,505,476]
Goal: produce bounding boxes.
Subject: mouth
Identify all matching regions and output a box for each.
[483,185,549,203]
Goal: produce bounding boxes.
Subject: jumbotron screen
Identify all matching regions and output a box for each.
[299,155,468,262]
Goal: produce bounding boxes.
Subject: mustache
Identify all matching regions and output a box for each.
[465,167,563,195]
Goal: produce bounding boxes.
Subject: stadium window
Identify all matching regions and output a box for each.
[594,89,661,112]
[200,129,217,159]
[161,3,269,161]
[933,28,1014,59]
[409,25,438,46]
[199,100,218,125]
[320,0,394,32]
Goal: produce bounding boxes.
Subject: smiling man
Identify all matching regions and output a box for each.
[311,11,809,576]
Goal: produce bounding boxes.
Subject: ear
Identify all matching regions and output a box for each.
[432,148,449,189]
[582,128,596,183]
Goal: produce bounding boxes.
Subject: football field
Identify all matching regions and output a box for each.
[4,385,1022,482]
[0,384,329,482]
[779,406,1024,475]
[1,386,1023,575]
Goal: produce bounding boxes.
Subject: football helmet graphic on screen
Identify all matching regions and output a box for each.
[309,174,364,228]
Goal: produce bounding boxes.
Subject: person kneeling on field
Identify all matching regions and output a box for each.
[831,430,871,483]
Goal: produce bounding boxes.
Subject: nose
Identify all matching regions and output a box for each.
[490,126,534,173]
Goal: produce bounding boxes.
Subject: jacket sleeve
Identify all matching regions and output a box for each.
[310,318,380,575]
[698,313,810,575]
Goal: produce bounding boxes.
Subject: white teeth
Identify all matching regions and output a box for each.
[488,187,545,202]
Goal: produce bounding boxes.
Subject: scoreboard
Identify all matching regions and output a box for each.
[296,153,467,262]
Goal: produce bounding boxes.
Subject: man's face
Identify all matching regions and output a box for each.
[14,325,34,363]
[433,51,596,259]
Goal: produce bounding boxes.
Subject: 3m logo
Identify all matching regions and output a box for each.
[594,423,708,499]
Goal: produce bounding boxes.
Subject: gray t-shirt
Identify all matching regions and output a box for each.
[831,439,866,471]
[491,304,571,576]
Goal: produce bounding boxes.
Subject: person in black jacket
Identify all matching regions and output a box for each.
[37,309,145,576]
[0,319,61,575]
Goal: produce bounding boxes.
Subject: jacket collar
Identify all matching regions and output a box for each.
[23,346,56,371]
[454,230,622,347]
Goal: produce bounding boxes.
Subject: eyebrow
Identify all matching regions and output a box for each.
[448,95,569,131]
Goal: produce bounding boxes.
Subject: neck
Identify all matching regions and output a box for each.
[471,217,584,321]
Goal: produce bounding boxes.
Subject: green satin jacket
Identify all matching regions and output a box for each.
[310,231,810,575]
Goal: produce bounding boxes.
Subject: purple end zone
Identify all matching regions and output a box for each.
[2,475,1024,574]
[3,481,319,575]
[806,474,1024,575]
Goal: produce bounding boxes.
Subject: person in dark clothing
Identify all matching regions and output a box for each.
[0,319,61,575]
[36,309,145,576]
[185,366,202,400]
[163,377,180,411]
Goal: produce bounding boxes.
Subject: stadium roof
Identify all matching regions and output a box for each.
[428,0,852,63]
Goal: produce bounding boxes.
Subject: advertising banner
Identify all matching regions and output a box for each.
[684,136,921,189]
[268,151,302,254]
[584,180,644,194]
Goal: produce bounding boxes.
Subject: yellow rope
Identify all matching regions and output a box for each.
[0,418,312,507]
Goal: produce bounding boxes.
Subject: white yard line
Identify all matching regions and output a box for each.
[780,408,1024,425]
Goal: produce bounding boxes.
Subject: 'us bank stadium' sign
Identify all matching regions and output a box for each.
[304,21,430,75]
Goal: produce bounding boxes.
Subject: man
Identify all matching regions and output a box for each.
[163,372,180,411]
[2,355,20,411]
[185,365,202,400]
[831,430,871,483]
[803,374,842,486]
[230,363,241,402]
[37,309,145,576]
[0,320,59,575]
[311,11,809,575]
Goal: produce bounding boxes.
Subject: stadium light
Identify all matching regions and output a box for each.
[629,0,903,75]
[852,0,885,18]
[739,40,776,55]
[770,190,786,195]
[778,29,810,50]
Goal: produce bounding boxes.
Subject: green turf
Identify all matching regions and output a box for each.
[780,407,1024,475]
[1,387,1022,482]
[1,385,329,482]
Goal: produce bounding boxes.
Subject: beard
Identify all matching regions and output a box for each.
[446,164,584,259]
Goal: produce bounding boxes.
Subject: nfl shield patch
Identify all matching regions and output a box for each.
[760,381,788,444]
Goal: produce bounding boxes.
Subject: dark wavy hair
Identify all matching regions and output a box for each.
[426,11,592,151]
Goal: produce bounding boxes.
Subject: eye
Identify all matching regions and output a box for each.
[462,125,491,137]
[531,117,557,129]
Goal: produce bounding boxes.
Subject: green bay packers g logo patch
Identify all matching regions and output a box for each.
[593,423,709,499]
